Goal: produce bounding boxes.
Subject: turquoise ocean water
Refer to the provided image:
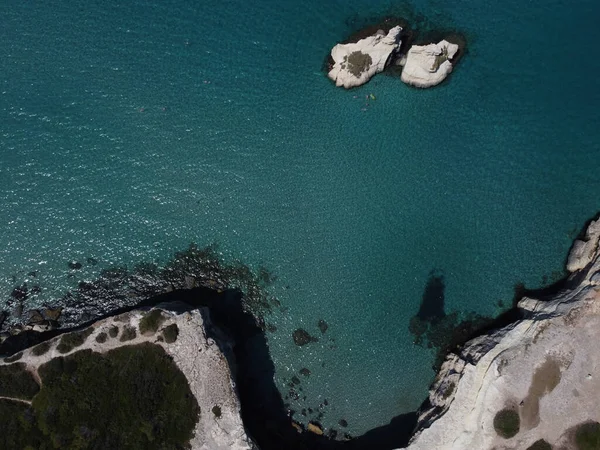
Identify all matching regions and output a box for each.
[1,0,600,436]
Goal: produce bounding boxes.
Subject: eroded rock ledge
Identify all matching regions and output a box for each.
[404,217,600,449]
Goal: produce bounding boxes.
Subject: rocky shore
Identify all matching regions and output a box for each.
[3,215,600,449]
[403,217,600,449]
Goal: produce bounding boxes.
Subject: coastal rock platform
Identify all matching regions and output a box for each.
[400,40,460,88]
[328,26,402,88]
[404,217,600,449]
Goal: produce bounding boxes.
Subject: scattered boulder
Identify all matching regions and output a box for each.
[11,284,28,302]
[307,422,324,435]
[42,307,62,322]
[328,26,403,88]
[567,218,600,272]
[400,40,459,88]
[299,367,311,377]
[292,328,318,346]
[26,310,44,325]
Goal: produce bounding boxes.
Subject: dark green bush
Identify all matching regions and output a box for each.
[212,405,222,418]
[108,325,119,338]
[527,439,552,450]
[0,400,47,449]
[345,51,373,77]
[493,408,520,439]
[32,343,199,449]
[56,327,93,354]
[139,309,166,335]
[0,363,40,400]
[120,325,137,342]
[576,422,600,450]
[31,341,52,356]
[95,332,108,344]
[4,351,23,363]
[162,324,179,344]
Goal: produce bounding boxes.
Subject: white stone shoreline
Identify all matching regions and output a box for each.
[403,217,600,449]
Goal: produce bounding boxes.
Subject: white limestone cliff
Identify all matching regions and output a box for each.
[403,217,600,449]
[0,304,254,450]
[328,26,402,88]
[400,40,459,88]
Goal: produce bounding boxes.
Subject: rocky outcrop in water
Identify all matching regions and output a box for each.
[0,302,253,450]
[403,217,600,449]
[400,40,460,88]
[328,26,402,88]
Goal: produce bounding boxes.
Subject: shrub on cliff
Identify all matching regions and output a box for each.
[56,327,93,354]
[0,362,40,400]
[493,408,520,438]
[32,343,199,449]
[576,421,600,450]
[345,51,373,77]
[139,309,166,335]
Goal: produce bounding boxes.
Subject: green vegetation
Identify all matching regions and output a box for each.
[139,309,166,335]
[345,51,373,77]
[31,341,52,356]
[120,325,137,342]
[212,405,222,418]
[0,399,47,449]
[95,332,108,343]
[0,363,40,400]
[576,422,600,450]
[527,439,552,450]
[493,408,520,439]
[56,327,93,354]
[26,343,200,449]
[4,351,23,363]
[108,325,119,338]
[162,324,179,343]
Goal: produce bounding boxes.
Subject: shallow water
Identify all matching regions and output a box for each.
[1,0,599,435]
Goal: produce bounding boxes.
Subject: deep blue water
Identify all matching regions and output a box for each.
[1,0,599,435]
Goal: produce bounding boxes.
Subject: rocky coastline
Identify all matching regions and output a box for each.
[404,216,600,449]
[2,215,600,449]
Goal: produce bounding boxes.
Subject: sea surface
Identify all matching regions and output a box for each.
[1,0,600,436]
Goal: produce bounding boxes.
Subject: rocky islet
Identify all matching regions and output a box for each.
[327,19,463,88]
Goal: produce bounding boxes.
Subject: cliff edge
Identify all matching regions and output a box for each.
[404,218,600,449]
[0,303,254,450]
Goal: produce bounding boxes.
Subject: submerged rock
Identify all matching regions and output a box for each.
[400,40,459,88]
[318,319,328,334]
[328,26,402,88]
[405,216,600,449]
[292,328,318,346]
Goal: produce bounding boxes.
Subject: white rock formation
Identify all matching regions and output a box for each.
[403,217,600,449]
[0,304,254,450]
[400,40,459,88]
[328,26,402,88]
